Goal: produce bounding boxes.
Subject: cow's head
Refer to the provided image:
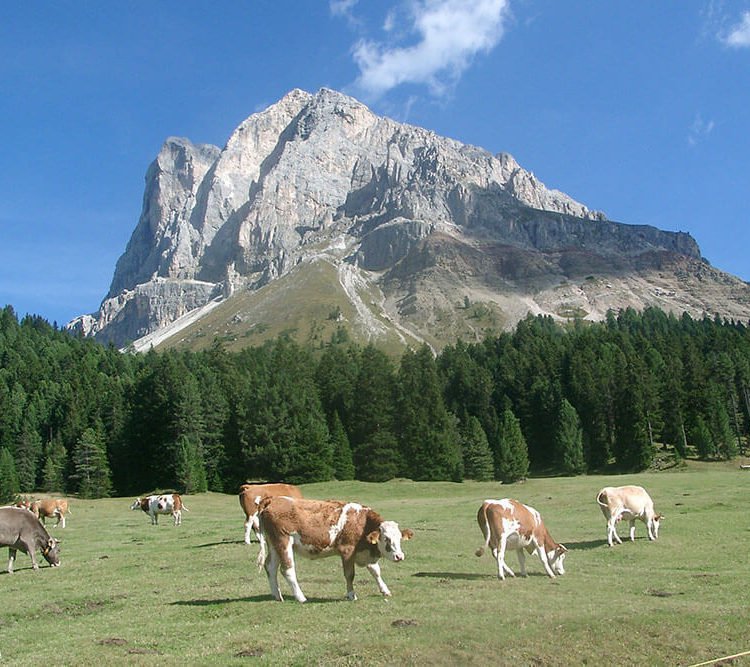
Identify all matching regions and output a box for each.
[651,513,664,538]
[367,521,413,562]
[129,498,142,510]
[42,537,61,567]
[549,544,567,575]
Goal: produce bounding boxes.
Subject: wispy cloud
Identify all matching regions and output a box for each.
[720,10,750,47]
[346,0,512,99]
[330,0,360,19]
[688,113,715,146]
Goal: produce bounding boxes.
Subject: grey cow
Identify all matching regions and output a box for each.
[0,506,61,573]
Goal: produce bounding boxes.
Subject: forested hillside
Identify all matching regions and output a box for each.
[1,304,748,500]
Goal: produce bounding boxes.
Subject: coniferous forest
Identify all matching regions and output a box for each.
[1,304,749,501]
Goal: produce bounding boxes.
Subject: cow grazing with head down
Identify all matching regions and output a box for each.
[239,482,303,544]
[130,494,186,525]
[31,498,70,528]
[0,506,61,573]
[596,485,663,546]
[256,496,413,602]
[475,499,567,580]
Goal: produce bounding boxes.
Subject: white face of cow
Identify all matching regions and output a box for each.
[372,521,413,562]
[129,499,141,510]
[549,547,567,575]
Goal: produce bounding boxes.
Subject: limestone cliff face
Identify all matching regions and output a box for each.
[68,87,729,349]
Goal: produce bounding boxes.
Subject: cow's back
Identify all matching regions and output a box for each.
[0,506,46,542]
[260,497,351,551]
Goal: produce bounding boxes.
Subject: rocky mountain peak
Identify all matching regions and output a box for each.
[67,88,749,350]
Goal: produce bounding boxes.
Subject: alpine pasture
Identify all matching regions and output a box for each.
[2,464,748,666]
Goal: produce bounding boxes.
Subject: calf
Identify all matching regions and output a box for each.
[475,499,567,580]
[239,482,303,544]
[257,496,413,602]
[130,493,186,525]
[31,498,70,528]
[596,485,663,546]
[0,506,61,573]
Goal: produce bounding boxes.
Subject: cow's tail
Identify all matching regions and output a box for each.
[475,504,491,557]
[595,490,609,508]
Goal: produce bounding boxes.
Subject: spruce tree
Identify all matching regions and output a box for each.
[41,440,67,493]
[495,407,529,483]
[0,447,20,503]
[175,434,208,494]
[460,416,495,481]
[71,426,112,498]
[555,398,586,475]
[330,411,355,481]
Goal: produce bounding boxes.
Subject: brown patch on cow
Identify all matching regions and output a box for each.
[239,483,302,519]
[235,647,265,657]
[391,619,418,627]
[98,638,128,646]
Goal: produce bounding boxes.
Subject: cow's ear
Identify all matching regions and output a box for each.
[401,528,414,541]
[366,530,380,545]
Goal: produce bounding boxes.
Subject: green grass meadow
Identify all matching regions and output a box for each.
[2,464,750,666]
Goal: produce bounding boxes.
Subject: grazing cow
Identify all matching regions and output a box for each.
[130,494,186,525]
[475,499,567,580]
[239,482,303,544]
[596,485,663,546]
[256,496,413,602]
[0,506,61,573]
[31,498,70,528]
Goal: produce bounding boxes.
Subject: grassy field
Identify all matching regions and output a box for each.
[2,463,750,666]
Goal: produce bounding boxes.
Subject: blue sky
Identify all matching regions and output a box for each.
[2,1,749,326]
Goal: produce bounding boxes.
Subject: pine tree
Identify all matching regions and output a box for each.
[175,434,208,494]
[555,399,586,475]
[15,420,43,492]
[495,407,529,483]
[0,447,20,503]
[460,416,495,481]
[71,426,112,498]
[690,416,715,460]
[330,411,355,481]
[395,346,463,482]
[41,439,67,493]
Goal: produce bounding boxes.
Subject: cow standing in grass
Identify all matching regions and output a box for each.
[596,485,663,546]
[475,498,567,580]
[31,498,70,528]
[0,507,61,573]
[257,496,413,602]
[239,482,302,544]
[131,494,186,526]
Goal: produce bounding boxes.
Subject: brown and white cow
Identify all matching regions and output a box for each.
[130,494,186,526]
[239,482,303,544]
[475,499,567,580]
[31,498,70,528]
[256,496,413,602]
[596,485,663,546]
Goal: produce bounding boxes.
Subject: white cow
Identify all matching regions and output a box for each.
[130,494,186,526]
[596,485,663,546]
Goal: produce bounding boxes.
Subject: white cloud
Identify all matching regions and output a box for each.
[721,10,750,47]
[330,0,360,17]
[351,0,511,98]
[688,113,715,146]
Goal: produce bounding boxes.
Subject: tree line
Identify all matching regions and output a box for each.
[1,304,749,501]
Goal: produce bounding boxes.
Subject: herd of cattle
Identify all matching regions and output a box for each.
[0,482,663,602]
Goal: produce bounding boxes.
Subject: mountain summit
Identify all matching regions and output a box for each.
[68,88,750,350]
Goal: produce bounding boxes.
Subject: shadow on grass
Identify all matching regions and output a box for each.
[192,540,246,548]
[413,571,496,581]
[171,595,340,605]
[563,538,609,550]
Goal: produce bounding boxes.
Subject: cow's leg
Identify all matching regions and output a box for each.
[174,510,181,526]
[516,548,527,577]
[534,545,557,578]
[23,540,39,570]
[495,532,514,580]
[60,514,66,529]
[279,541,306,603]
[244,513,257,544]
[629,519,637,542]
[342,557,358,600]
[264,547,283,602]
[366,562,392,597]
[8,547,16,573]
[607,518,622,546]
